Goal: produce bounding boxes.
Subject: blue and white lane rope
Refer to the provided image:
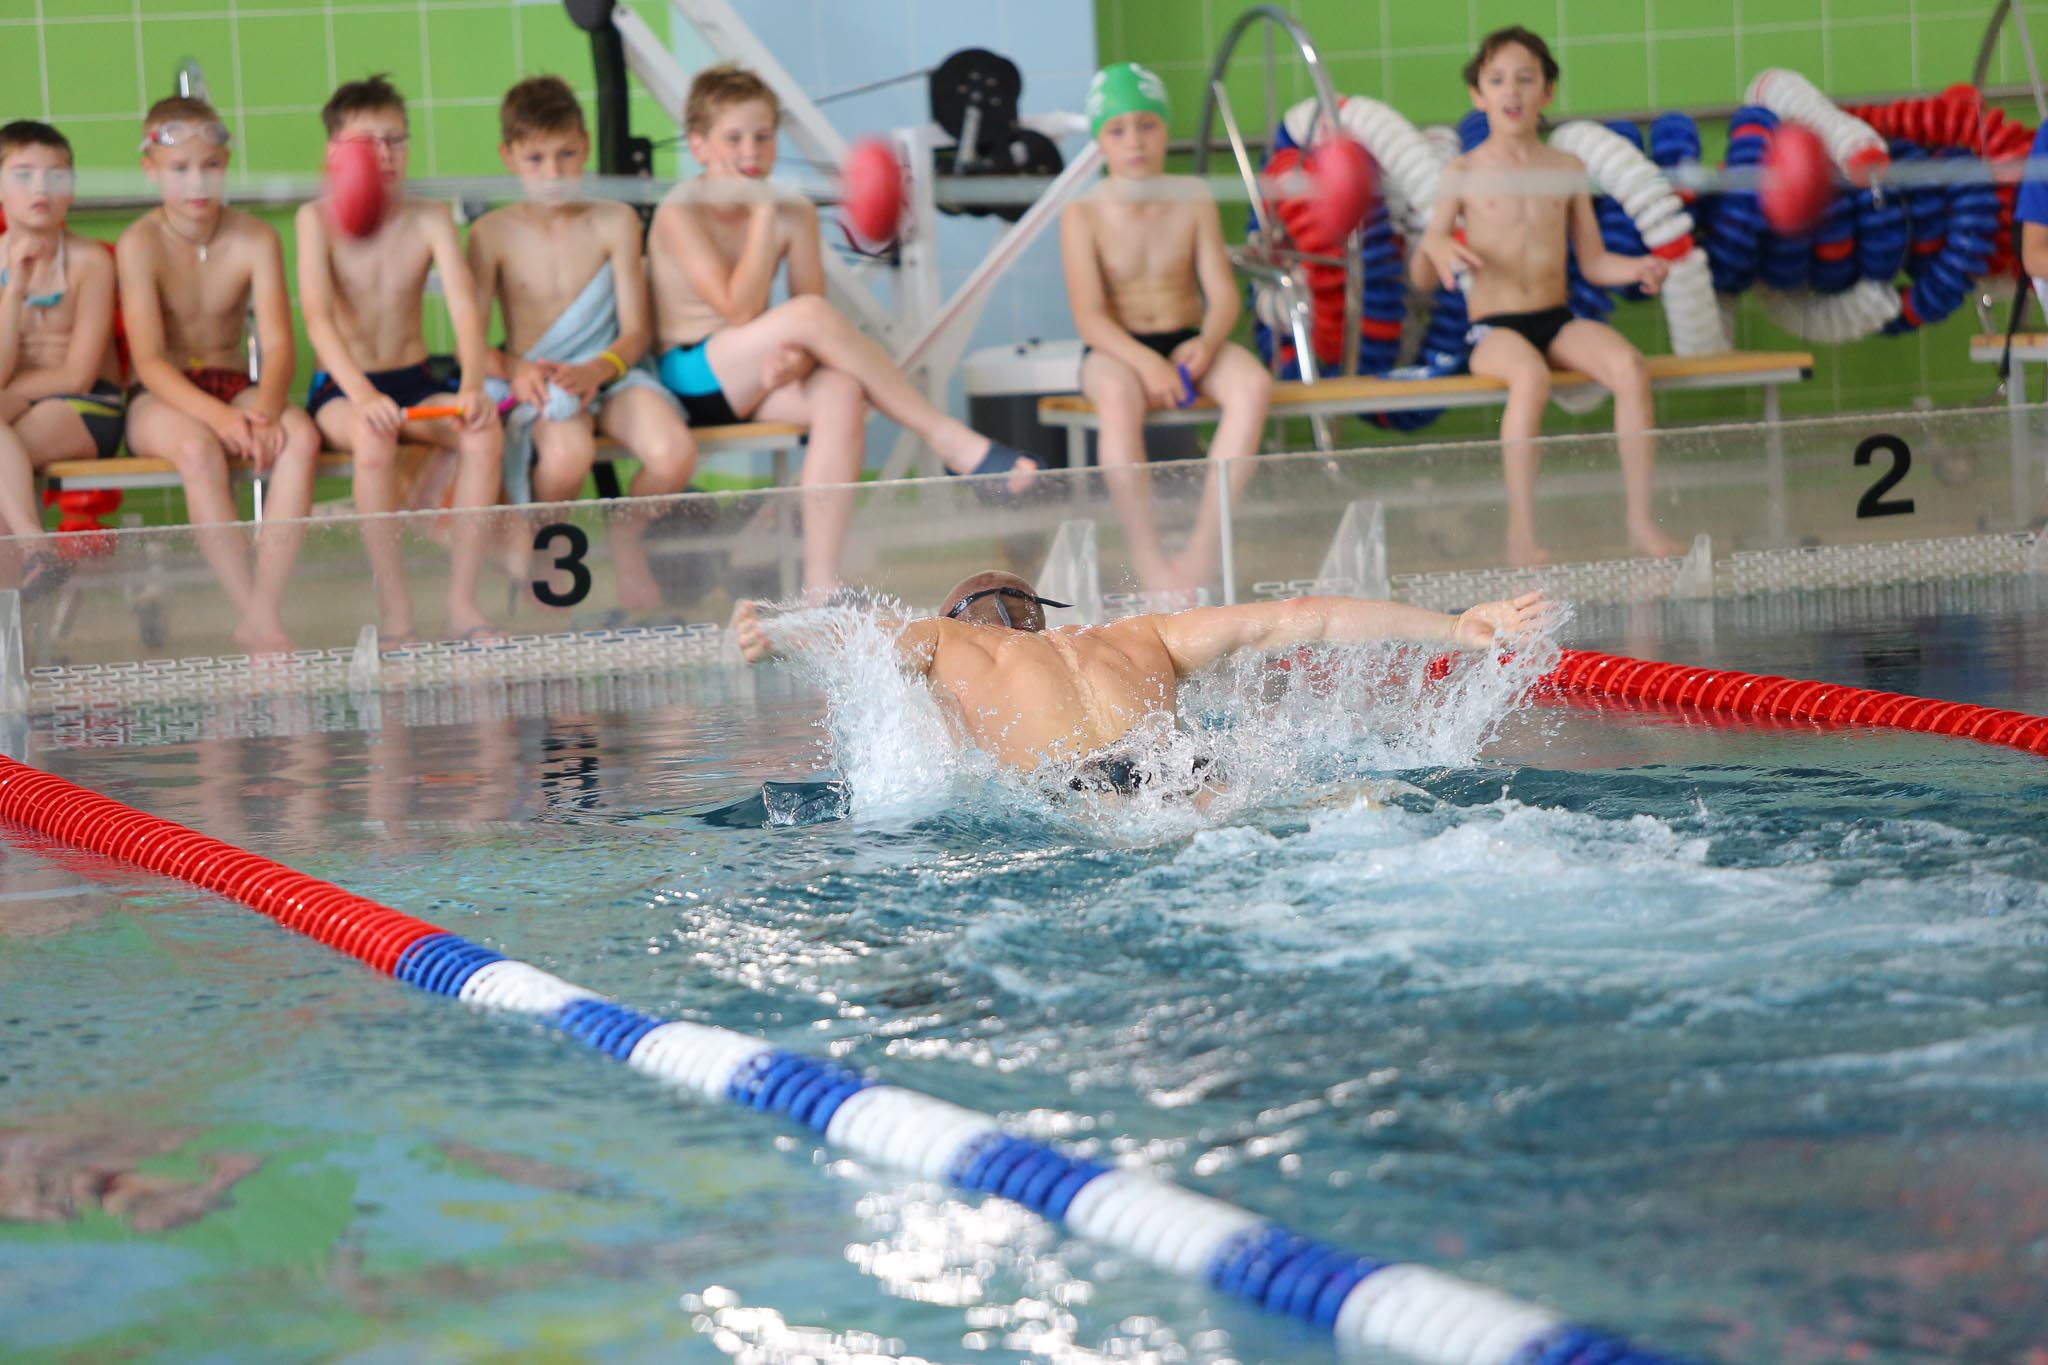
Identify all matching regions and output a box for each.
[401,933,1701,1365]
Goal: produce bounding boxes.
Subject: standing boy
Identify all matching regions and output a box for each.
[116,96,319,653]
[296,74,502,642]
[1060,62,1271,595]
[649,64,1036,593]
[467,75,695,610]
[1413,26,1683,567]
[0,120,124,600]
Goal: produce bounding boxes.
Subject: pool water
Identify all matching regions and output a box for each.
[4,589,2047,1364]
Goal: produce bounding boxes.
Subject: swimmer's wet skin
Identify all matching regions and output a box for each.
[731,574,1549,788]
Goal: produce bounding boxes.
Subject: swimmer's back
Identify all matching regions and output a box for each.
[912,617,1181,770]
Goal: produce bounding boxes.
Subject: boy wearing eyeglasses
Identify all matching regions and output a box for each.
[294,75,502,643]
[0,120,124,602]
[115,95,318,654]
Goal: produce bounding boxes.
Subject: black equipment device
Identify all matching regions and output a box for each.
[928,48,1064,222]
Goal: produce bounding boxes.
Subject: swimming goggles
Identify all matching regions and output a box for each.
[139,121,232,152]
[945,586,1072,629]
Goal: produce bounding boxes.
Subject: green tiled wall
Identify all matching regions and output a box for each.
[1096,0,2048,431]
[1,0,679,182]
[2,0,680,398]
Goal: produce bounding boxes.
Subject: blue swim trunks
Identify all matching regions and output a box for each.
[657,338,742,427]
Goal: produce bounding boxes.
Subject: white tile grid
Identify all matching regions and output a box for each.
[9,0,627,181]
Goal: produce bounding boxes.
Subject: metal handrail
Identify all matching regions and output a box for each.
[1193,5,1358,429]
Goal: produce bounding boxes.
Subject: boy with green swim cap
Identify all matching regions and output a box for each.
[1086,62,1170,134]
[1062,62,1270,599]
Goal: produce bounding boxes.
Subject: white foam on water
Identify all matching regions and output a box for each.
[761,596,968,822]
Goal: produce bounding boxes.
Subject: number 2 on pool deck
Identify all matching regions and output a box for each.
[532,523,592,607]
[1854,435,1916,519]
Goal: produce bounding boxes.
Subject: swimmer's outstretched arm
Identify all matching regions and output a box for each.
[729,599,939,676]
[1151,591,1549,676]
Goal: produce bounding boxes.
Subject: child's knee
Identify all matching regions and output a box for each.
[165,430,226,474]
[781,294,840,333]
[1220,365,1271,408]
[811,369,864,413]
[641,426,697,478]
[1505,365,1551,401]
[1087,368,1145,416]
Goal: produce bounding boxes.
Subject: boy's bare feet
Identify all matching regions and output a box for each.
[1505,528,1552,568]
[233,615,293,656]
[1629,521,1685,559]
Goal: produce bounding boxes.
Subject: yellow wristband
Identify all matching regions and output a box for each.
[598,349,629,380]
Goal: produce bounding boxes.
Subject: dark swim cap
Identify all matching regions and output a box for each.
[940,571,1071,631]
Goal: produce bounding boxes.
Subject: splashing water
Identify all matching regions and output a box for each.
[761,597,1566,832]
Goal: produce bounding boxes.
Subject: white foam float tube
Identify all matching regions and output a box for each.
[1548,120,1731,355]
[1745,68,1892,184]
[1740,70,1903,340]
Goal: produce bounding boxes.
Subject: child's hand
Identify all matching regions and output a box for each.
[1635,256,1669,295]
[457,385,495,431]
[1139,353,1185,410]
[362,394,405,438]
[1420,233,1483,291]
[249,413,288,471]
[1451,590,1550,649]
[511,361,552,411]
[1169,335,1218,384]
[759,343,814,393]
[729,598,772,664]
[4,233,44,279]
[553,360,602,403]
[210,409,256,460]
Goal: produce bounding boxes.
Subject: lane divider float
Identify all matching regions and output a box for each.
[1541,650,2048,754]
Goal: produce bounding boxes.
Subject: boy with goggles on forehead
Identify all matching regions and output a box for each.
[1,120,125,604]
[116,95,319,654]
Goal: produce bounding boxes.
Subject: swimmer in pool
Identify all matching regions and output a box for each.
[731,573,1548,794]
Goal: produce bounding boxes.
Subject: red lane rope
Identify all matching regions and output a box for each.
[0,754,446,972]
[1539,650,2048,755]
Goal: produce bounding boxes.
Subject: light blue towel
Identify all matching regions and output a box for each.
[483,261,676,503]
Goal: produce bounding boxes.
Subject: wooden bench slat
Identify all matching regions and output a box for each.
[1036,351,1816,416]
[37,422,808,492]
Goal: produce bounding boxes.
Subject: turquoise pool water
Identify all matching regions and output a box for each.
[3,586,2046,1363]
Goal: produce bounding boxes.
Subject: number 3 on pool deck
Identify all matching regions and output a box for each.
[532,523,592,607]
[1854,435,1916,519]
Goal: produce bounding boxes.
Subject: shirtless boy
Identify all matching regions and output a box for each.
[650,64,1036,591]
[734,573,1548,789]
[116,97,319,652]
[296,75,502,642]
[0,120,123,601]
[468,76,694,610]
[1061,62,1271,594]
[1413,27,1683,567]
